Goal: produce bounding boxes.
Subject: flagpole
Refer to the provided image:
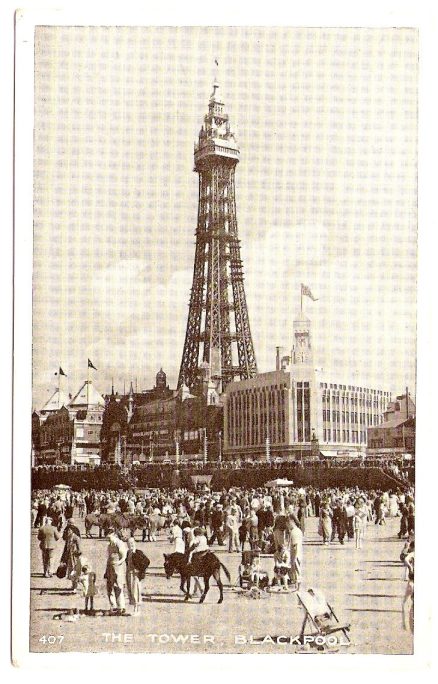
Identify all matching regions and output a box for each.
[300,285,303,314]
[87,360,90,406]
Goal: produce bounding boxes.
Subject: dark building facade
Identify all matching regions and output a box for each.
[35,406,74,465]
[100,368,224,464]
[367,393,416,458]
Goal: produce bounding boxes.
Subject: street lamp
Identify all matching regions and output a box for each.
[311,429,319,460]
[203,428,208,465]
[265,435,271,464]
[218,430,222,463]
[175,435,180,468]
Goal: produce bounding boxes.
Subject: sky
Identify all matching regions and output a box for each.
[32,26,418,408]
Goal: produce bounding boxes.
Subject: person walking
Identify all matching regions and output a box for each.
[297,499,307,534]
[319,501,332,545]
[398,501,409,539]
[209,503,225,546]
[31,499,39,528]
[126,537,150,616]
[353,501,367,549]
[374,492,382,524]
[345,500,355,540]
[35,498,48,528]
[314,491,321,518]
[169,517,185,554]
[226,506,240,552]
[331,499,347,544]
[59,524,82,591]
[37,516,60,577]
[104,528,128,614]
[407,498,415,536]
[287,516,303,591]
[239,508,251,552]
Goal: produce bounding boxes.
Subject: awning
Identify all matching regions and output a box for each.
[319,450,335,458]
[265,478,294,488]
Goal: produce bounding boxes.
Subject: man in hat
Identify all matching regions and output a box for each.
[37,516,60,577]
[63,518,81,539]
[209,503,225,546]
[331,498,347,544]
[104,528,128,614]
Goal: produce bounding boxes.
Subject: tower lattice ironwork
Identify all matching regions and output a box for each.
[178,80,258,393]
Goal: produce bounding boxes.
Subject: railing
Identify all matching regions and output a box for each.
[194,141,239,164]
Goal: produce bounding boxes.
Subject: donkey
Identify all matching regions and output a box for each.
[163,551,231,604]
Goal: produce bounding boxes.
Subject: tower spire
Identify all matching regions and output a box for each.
[178,82,257,393]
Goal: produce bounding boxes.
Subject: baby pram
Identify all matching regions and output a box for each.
[237,550,270,591]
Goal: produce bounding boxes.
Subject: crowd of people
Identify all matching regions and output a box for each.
[32,482,415,624]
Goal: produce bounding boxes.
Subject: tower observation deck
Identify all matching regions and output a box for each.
[178,80,258,393]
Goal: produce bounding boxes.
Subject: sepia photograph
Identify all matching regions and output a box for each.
[12,12,428,663]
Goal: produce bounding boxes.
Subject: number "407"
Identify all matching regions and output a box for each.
[39,635,64,645]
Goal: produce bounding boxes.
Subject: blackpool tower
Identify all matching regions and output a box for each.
[178,80,258,393]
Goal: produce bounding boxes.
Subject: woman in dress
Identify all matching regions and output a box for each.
[126,537,150,616]
[272,515,289,552]
[319,501,333,545]
[249,508,259,550]
[60,525,82,591]
[297,499,307,534]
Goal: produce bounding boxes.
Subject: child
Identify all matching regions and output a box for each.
[238,551,253,589]
[260,527,275,554]
[273,544,291,591]
[78,564,97,614]
[250,555,270,590]
[379,503,388,526]
[187,527,206,597]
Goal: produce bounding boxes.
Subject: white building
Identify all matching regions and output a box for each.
[34,378,105,466]
[223,312,391,461]
[67,380,105,465]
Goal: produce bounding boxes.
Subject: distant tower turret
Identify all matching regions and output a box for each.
[127,381,134,420]
[156,368,167,391]
[292,313,313,367]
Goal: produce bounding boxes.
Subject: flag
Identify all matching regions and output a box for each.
[215,59,219,67]
[55,367,67,376]
[301,283,318,301]
[88,359,97,370]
